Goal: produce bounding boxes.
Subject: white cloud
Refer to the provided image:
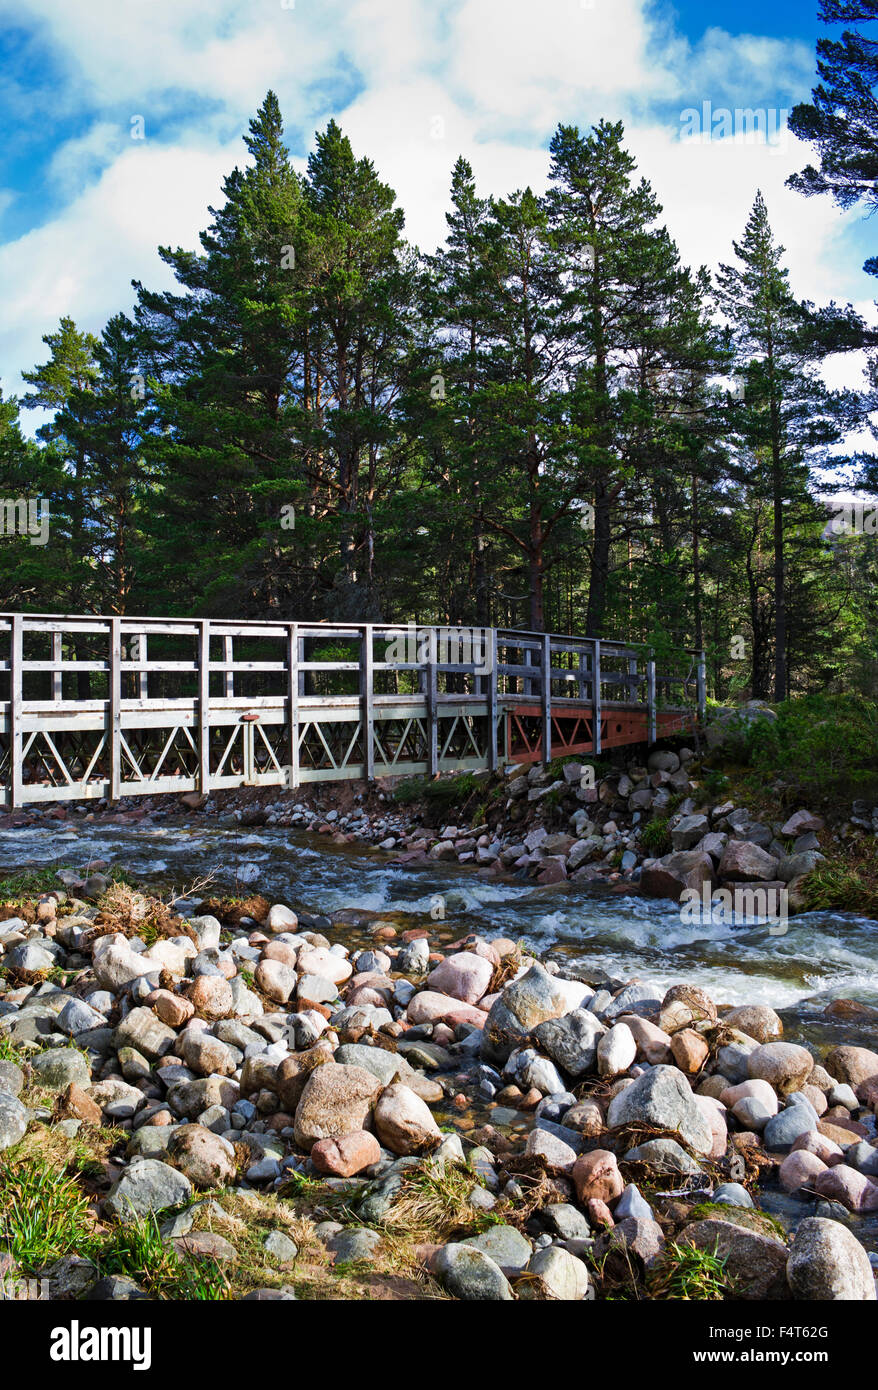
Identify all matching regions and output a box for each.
[2,0,872,431]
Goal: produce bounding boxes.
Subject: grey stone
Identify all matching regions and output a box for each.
[0,1060,24,1097]
[518,1246,589,1300]
[847,1142,878,1177]
[712,1183,754,1208]
[264,1229,298,1263]
[787,1217,876,1301]
[602,982,663,1020]
[86,1276,151,1301]
[0,1090,28,1150]
[533,1009,606,1077]
[31,1046,90,1091]
[606,1065,713,1154]
[625,1137,703,1175]
[105,1158,193,1221]
[542,1203,590,1241]
[326,1226,382,1263]
[435,1243,514,1300]
[763,1105,817,1152]
[115,1007,176,1062]
[614,1184,653,1221]
[776,851,824,883]
[57,997,107,1037]
[481,963,574,1063]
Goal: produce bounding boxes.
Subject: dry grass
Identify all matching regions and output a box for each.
[91,881,195,947]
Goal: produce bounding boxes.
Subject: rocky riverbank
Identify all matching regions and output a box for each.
[1,866,877,1301]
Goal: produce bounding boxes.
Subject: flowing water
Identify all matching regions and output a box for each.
[4,813,878,1248]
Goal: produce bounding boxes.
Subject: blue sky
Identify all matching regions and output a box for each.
[0,0,874,419]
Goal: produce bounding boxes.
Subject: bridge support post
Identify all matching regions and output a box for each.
[486,627,498,772]
[198,620,210,794]
[426,627,438,777]
[593,639,602,756]
[9,614,22,810]
[360,625,374,782]
[109,617,122,802]
[540,633,552,765]
[287,623,300,790]
[647,657,657,745]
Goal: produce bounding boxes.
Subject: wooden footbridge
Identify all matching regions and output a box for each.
[0,614,706,809]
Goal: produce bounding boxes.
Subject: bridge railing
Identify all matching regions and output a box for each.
[0,613,705,806]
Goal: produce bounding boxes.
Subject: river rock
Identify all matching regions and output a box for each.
[606,1065,713,1154]
[92,936,158,991]
[786,1217,877,1300]
[0,1090,28,1150]
[665,1027,706,1073]
[572,1149,624,1204]
[640,851,714,902]
[625,1137,702,1175]
[186,975,234,1020]
[296,946,352,985]
[435,1244,514,1300]
[481,963,574,1062]
[533,1009,606,1076]
[167,1124,237,1187]
[179,1031,237,1078]
[31,1047,91,1091]
[116,1007,177,1061]
[105,1158,192,1221]
[659,984,717,1034]
[747,1042,813,1095]
[426,952,494,1005]
[597,1022,636,1077]
[763,1104,817,1152]
[682,1219,788,1299]
[293,1063,382,1151]
[813,1164,878,1212]
[722,1004,782,1042]
[718,841,779,881]
[825,1045,878,1106]
[255,959,297,1003]
[778,1149,828,1192]
[518,1246,589,1300]
[373,1083,441,1156]
[311,1131,381,1177]
[462,1225,532,1273]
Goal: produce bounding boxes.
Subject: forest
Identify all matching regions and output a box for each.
[2,55,877,705]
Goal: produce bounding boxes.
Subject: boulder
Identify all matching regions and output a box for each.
[434,1244,514,1300]
[426,952,494,1005]
[311,1131,381,1177]
[373,1083,441,1156]
[293,1064,382,1151]
[532,1010,606,1077]
[518,1247,589,1300]
[105,1159,192,1221]
[747,1042,813,1095]
[718,841,779,882]
[640,851,714,903]
[0,1090,28,1151]
[166,1124,237,1188]
[481,963,574,1063]
[786,1217,876,1300]
[681,1219,788,1299]
[722,1005,782,1042]
[606,1065,713,1154]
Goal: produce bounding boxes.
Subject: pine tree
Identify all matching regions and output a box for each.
[715,193,858,698]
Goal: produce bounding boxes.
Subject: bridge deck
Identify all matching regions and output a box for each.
[0,614,705,808]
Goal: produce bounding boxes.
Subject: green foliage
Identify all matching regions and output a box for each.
[728,694,878,794]
[0,868,64,903]
[647,1240,736,1300]
[97,1212,230,1300]
[702,768,730,798]
[0,1160,94,1270]
[640,816,671,854]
